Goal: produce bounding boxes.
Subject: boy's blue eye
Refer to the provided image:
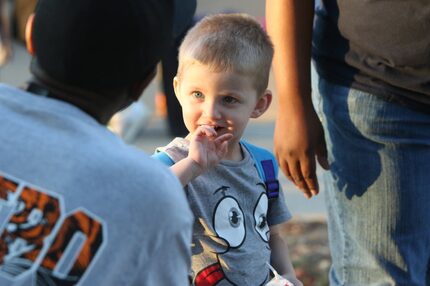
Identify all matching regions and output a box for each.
[192,91,203,99]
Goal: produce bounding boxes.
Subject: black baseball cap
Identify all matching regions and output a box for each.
[31,0,174,90]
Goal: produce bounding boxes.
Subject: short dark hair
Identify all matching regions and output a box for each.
[32,0,174,90]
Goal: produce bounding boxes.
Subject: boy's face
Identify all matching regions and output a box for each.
[174,61,271,158]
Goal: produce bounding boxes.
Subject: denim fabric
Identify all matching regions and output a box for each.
[312,74,430,286]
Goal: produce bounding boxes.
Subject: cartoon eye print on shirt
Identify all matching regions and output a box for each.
[213,195,245,248]
[195,185,272,286]
[254,191,270,242]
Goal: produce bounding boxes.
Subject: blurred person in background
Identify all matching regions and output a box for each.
[112,0,196,142]
[0,0,12,66]
[13,0,36,42]
[158,0,196,138]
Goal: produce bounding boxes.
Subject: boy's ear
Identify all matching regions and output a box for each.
[251,89,272,118]
[173,76,182,103]
[25,13,36,55]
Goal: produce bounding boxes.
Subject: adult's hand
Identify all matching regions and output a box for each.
[274,102,329,198]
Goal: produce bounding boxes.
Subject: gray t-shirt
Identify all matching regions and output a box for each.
[0,84,193,286]
[313,0,430,112]
[157,138,292,286]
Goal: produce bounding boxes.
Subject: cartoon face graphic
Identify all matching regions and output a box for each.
[194,184,271,286]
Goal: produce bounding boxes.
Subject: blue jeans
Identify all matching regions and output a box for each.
[312,75,430,285]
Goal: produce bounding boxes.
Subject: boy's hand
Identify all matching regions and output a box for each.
[188,125,233,172]
[274,106,329,199]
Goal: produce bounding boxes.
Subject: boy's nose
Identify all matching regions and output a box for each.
[202,101,221,119]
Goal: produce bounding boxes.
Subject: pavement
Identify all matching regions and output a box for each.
[0,1,328,217]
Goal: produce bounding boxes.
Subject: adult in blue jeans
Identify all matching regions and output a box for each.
[266,0,430,285]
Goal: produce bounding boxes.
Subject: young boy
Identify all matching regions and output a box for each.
[154,14,301,286]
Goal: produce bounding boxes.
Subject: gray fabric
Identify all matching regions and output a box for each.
[158,138,291,286]
[313,0,430,112]
[0,84,193,286]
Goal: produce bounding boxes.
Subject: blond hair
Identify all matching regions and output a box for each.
[177,13,273,94]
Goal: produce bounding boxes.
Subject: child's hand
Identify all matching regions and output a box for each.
[188,125,233,172]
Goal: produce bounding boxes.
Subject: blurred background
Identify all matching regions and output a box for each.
[0,1,330,285]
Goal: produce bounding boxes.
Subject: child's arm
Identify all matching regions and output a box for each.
[269,223,303,286]
[171,125,232,186]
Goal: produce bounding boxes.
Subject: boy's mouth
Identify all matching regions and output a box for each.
[199,124,223,132]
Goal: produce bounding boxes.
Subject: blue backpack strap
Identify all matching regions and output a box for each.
[241,140,280,199]
[152,150,175,166]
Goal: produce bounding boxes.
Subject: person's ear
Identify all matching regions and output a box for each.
[173,76,182,104]
[25,13,36,55]
[251,89,272,118]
